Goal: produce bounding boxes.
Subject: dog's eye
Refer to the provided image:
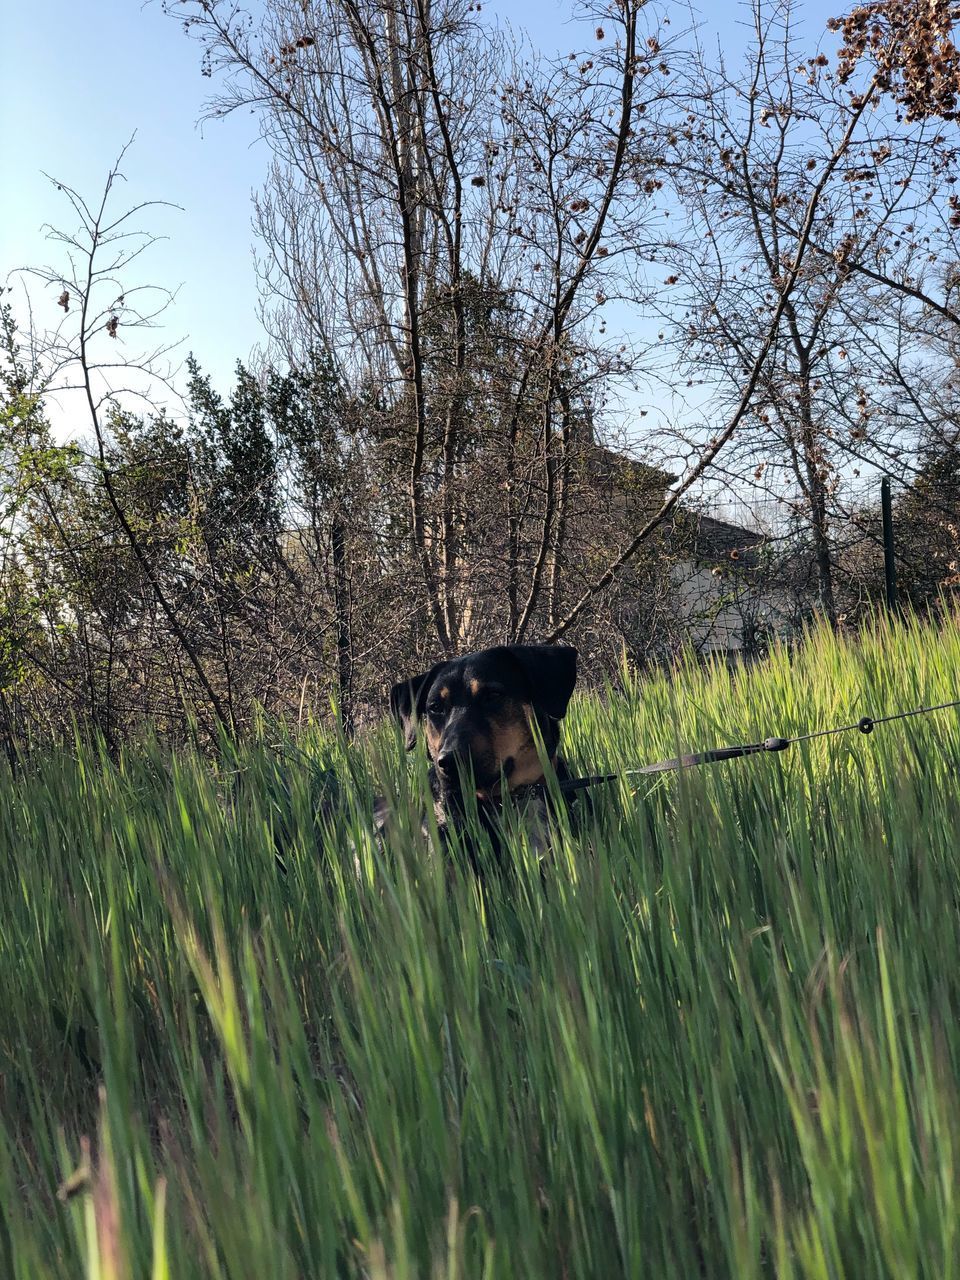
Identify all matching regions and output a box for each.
[479,687,502,706]
[427,702,446,719]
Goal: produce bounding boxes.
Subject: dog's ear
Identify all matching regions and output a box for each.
[389,663,443,750]
[506,645,578,720]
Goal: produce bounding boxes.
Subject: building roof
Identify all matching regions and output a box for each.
[671,512,766,564]
[585,443,764,562]
[585,443,678,490]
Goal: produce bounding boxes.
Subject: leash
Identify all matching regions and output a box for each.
[557,696,960,795]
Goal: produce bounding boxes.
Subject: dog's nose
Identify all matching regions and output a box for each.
[436,747,459,777]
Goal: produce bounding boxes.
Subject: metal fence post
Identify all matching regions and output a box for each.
[881,475,899,615]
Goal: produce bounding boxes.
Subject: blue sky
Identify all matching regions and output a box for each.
[2,0,838,415]
[2,0,268,396]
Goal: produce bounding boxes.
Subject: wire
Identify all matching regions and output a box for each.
[557,695,960,793]
[789,696,960,743]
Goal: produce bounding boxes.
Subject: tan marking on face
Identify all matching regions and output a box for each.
[489,700,552,789]
[468,678,482,697]
[425,720,442,760]
[438,686,450,700]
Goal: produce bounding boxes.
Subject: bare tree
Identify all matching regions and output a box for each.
[638,0,959,626]
[541,49,882,639]
[165,0,681,650]
[21,144,239,730]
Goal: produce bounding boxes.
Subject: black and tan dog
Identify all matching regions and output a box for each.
[384,643,580,863]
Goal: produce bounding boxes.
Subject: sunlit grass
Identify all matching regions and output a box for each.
[1,613,960,1277]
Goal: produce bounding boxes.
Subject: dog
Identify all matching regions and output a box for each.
[382,643,581,867]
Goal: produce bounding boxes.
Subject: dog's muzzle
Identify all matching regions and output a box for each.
[436,739,513,797]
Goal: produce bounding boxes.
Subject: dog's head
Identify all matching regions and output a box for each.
[389,644,577,799]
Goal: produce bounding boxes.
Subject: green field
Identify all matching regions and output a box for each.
[2,617,960,1278]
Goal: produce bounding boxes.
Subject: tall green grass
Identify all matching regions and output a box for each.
[2,615,960,1278]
